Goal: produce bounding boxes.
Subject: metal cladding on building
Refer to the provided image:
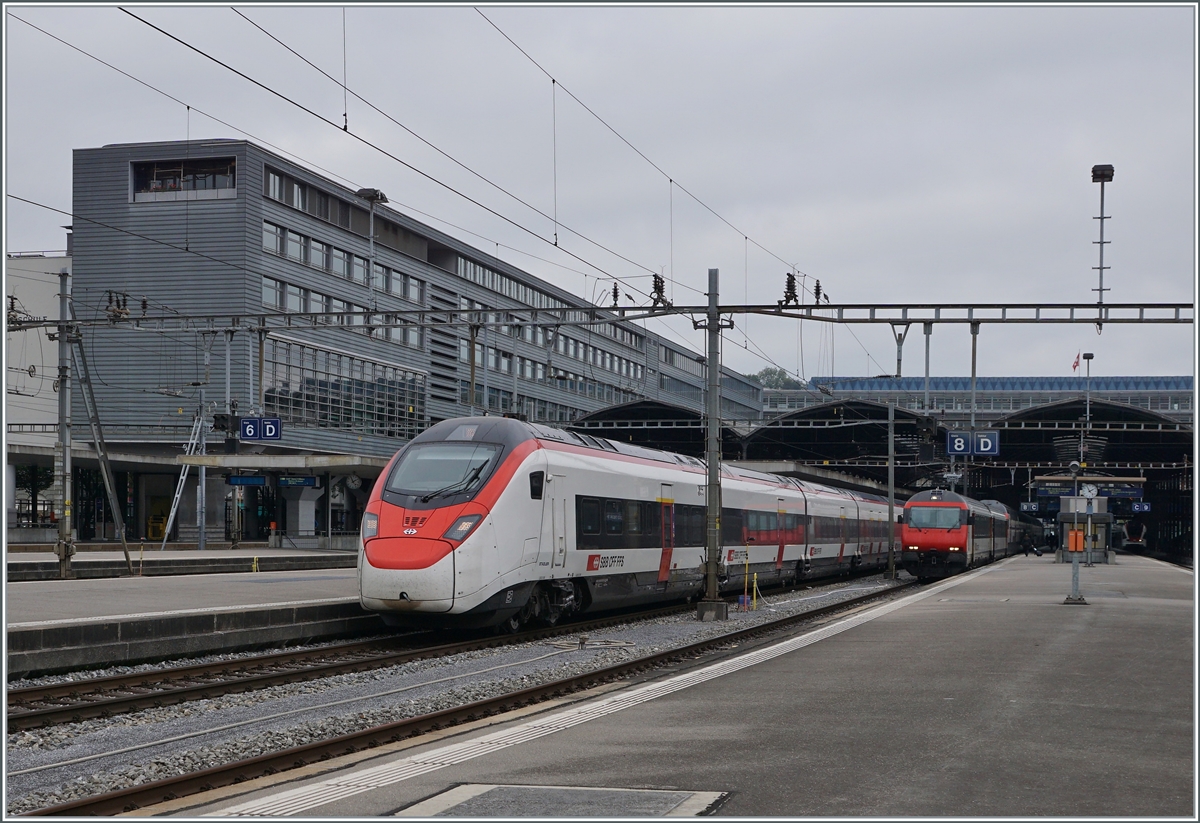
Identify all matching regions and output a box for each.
[70,139,763,460]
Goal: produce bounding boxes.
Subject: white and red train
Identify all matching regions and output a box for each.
[359,416,904,630]
[899,489,1044,580]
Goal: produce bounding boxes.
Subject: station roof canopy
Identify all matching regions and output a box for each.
[568,399,742,456]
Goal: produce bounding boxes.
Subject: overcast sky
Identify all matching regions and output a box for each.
[4,4,1196,381]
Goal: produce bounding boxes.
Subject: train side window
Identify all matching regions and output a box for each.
[604,500,624,535]
[529,471,544,500]
[625,501,642,535]
[579,497,601,535]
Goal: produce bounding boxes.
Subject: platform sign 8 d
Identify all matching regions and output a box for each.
[946,430,1000,456]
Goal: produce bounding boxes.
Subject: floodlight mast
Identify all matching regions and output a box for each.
[1091,164,1113,333]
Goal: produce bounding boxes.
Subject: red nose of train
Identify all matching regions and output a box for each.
[362,501,488,570]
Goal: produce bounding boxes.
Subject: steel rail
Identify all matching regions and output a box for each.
[21,580,916,816]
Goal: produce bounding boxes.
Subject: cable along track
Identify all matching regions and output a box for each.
[21,579,916,817]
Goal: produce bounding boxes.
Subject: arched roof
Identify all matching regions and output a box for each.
[569,399,741,457]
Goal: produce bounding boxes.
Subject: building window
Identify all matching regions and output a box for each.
[286,230,307,263]
[311,241,329,271]
[263,222,284,255]
[352,256,369,286]
[284,284,307,313]
[262,278,282,309]
[134,158,236,195]
[331,248,350,279]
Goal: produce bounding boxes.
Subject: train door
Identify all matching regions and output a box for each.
[775,500,786,571]
[837,506,848,565]
[541,475,568,569]
[657,484,674,584]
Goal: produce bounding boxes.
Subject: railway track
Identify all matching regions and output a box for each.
[6,603,693,731]
[22,579,918,816]
[9,568,895,731]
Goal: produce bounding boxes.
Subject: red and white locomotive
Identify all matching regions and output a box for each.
[900,489,1043,580]
[359,416,900,630]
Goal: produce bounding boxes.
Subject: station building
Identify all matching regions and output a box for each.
[6,138,761,546]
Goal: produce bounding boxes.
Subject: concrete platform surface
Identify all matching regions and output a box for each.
[175,554,1193,818]
[6,566,379,677]
[6,548,356,581]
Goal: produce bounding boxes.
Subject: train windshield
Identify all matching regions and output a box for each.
[385,442,501,502]
[907,506,964,530]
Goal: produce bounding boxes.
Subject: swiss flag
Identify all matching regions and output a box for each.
[1072,351,1081,372]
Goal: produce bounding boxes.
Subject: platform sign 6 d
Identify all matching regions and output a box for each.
[240,417,282,441]
[947,430,1000,456]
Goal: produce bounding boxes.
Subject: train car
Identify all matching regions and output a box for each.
[1121,519,1147,551]
[899,489,1012,580]
[980,499,1045,558]
[359,416,899,631]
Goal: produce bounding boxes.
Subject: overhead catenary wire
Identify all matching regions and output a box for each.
[223,7,692,302]
[15,9,884,401]
[5,12,363,193]
[475,8,828,303]
[473,8,891,374]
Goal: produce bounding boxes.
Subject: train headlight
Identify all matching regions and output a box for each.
[949,546,961,552]
[907,546,919,551]
[361,513,379,540]
[443,514,482,542]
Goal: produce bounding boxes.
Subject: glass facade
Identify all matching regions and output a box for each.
[263,338,426,439]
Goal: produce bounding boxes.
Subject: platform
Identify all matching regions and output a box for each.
[5,557,380,678]
[166,553,1193,818]
[5,546,356,581]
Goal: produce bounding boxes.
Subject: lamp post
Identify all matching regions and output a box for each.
[1080,352,1094,470]
[1091,164,1113,333]
[1082,352,1094,566]
[356,188,388,317]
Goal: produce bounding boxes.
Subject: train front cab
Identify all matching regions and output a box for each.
[901,490,972,580]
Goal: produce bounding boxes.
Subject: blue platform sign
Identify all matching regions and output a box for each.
[973,430,1000,456]
[1132,502,1152,513]
[240,417,282,440]
[278,476,317,487]
[947,431,972,455]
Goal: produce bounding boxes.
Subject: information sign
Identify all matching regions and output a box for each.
[946,431,971,455]
[1132,502,1152,513]
[278,476,317,488]
[946,430,1000,455]
[226,475,267,486]
[973,430,1000,456]
[1019,501,1038,512]
[240,417,283,441]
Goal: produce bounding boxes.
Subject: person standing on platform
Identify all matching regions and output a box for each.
[1022,533,1033,557]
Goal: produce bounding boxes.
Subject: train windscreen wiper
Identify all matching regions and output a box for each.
[420,462,487,503]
